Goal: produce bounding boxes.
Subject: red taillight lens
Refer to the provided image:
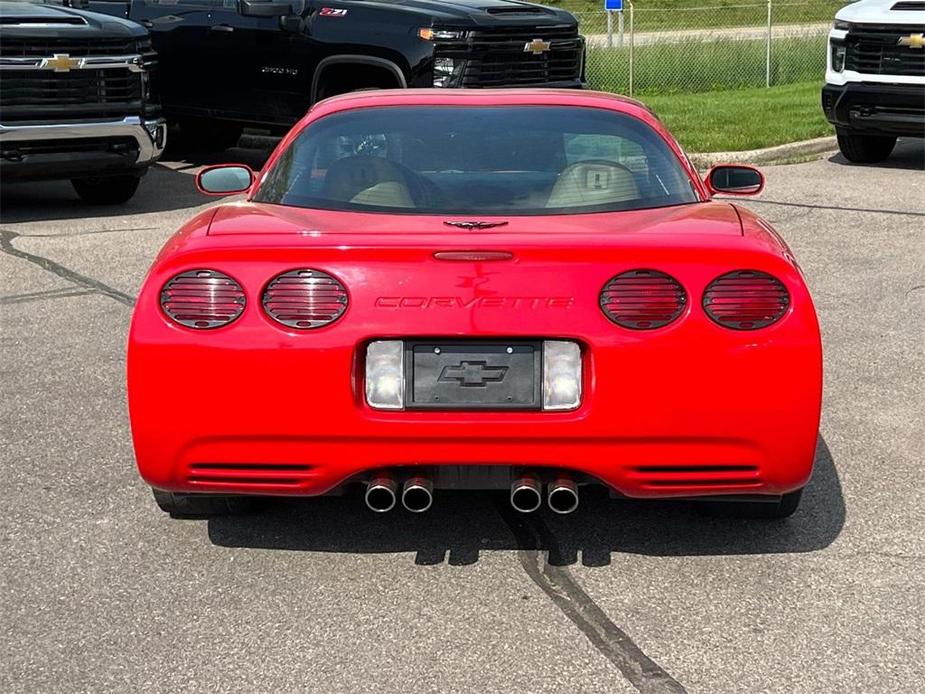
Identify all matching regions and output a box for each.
[160,270,246,329]
[600,269,687,329]
[262,269,348,329]
[703,270,790,330]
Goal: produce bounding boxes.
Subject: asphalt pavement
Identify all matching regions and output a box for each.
[1,139,923,693]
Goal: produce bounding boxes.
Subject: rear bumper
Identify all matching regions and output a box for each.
[0,116,167,181]
[822,82,925,136]
[157,434,815,500]
[129,329,822,501]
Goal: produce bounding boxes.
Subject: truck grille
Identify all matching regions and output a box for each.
[0,68,143,122]
[0,37,138,57]
[436,26,583,87]
[844,24,925,77]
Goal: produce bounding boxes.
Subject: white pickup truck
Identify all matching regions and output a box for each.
[822,0,924,163]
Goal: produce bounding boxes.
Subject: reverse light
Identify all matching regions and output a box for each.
[262,269,348,329]
[366,341,404,410]
[543,341,582,411]
[600,269,687,330]
[702,270,790,330]
[160,270,245,329]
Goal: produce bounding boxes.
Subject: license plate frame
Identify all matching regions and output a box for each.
[404,341,542,411]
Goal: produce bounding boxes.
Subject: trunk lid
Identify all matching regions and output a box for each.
[207,201,744,244]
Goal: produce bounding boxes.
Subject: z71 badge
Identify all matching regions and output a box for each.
[320,7,348,17]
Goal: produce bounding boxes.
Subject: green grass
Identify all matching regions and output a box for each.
[586,34,827,94]
[549,0,848,32]
[639,81,832,152]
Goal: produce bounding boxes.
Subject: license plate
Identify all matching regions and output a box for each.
[406,341,541,410]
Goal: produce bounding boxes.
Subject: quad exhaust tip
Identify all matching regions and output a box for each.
[402,475,434,513]
[510,475,543,513]
[365,474,397,513]
[547,476,579,514]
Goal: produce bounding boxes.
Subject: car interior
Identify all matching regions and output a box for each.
[255,107,698,214]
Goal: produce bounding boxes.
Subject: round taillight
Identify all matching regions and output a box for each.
[703,270,790,330]
[262,269,348,329]
[160,270,246,329]
[600,269,687,329]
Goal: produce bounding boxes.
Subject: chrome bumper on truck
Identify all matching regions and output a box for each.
[0,116,167,181]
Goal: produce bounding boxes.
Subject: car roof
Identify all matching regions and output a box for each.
[307,88,656,122]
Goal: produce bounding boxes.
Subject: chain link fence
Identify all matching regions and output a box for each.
[573,1,851,96]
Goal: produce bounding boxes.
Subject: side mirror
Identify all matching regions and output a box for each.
[705,165,764,197]
[196,164,255,196]
[239,0,291,17]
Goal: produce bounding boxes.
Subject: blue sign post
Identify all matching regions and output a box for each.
[604,0,624,48]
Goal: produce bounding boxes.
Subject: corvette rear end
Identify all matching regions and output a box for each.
[129,90,822,520]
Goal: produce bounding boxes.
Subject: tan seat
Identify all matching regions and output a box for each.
[350,181,413,208]
[546,160,640,208]
[322,156,415,208]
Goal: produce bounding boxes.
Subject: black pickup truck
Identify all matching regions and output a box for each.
[83,0,585,150]
[0,0,165,203]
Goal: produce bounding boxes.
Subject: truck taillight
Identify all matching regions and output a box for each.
[702,270,790,330]
[600,269,687,329]
[160,270,246,329]
[262,269,348,329]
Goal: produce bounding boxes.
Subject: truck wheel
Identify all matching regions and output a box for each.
[836,129,897,164]
[176,119,242,152]
[151,488,262,517]
[71,175,140,204]
[702,489,803,520]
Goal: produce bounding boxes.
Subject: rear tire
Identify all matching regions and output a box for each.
[703,489,803,520]
[151,488,262,517]
[71,174,140,204]
[175,118,242,152]
[836,129,897,164]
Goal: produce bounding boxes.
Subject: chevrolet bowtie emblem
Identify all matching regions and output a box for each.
[524,38,551,56]
[43,54,81,72]
[898,33,925,49]
[439,361,508,387]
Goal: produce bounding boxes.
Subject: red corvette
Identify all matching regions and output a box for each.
[130,89,822,520]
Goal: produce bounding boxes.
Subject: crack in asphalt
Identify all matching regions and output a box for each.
[12,226,157,239]
[495,501,687,694]
[0,229,135,307]
[0,287,98,305]
[748,199,925,217]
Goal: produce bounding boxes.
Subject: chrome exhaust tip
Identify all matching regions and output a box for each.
[547,476,579,515]
[510,474,543,513]
[365,474,397,513]
[401,475,433,513]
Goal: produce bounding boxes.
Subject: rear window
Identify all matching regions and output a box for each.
[254,106,699,215]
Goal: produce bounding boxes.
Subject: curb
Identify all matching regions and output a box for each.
[689,136,838,168]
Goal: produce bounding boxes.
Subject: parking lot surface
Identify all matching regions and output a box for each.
[1,140,923,694]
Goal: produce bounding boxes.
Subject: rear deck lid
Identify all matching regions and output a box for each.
[207,201,745,242]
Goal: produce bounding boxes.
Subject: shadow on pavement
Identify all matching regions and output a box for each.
[827,137,925,171]
[207,437,845,566]
[0,145,272,224]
